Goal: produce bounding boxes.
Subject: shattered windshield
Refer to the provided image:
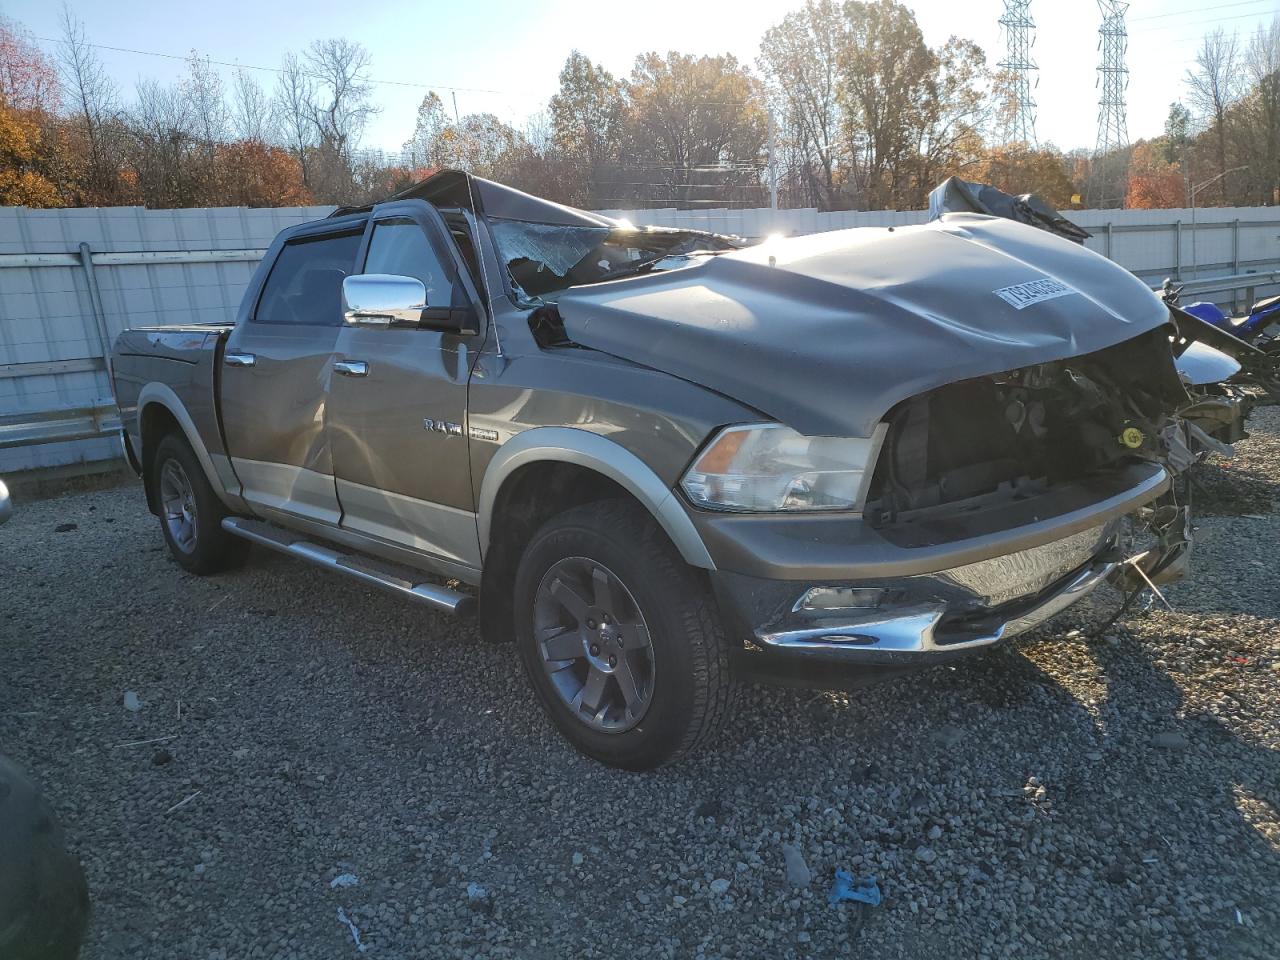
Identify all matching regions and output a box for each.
[487,217,733,303]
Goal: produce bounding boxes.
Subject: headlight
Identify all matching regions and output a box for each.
[680,423,883,512]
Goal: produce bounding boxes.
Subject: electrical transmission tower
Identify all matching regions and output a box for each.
[998,0,1038,146]
[1091,0,1131,207]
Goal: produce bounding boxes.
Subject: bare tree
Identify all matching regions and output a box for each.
[303,38,376,159]
[758,0,846,208]
[130,77,201,206]
[182,53,227,155]
[273,52,316,185]
[230,68,275,143]
[1186,28,1242,201]
[401,91,449,169]
[1238,18,1279,205]
[57,3,122,201]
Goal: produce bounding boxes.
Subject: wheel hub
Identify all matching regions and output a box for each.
[586,622,624,671]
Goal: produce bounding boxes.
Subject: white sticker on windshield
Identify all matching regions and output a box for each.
[993,278,1078,310]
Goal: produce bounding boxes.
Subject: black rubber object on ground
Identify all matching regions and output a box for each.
[0,755,89,960]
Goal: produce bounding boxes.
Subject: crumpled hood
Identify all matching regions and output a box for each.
[555,213,1170,437]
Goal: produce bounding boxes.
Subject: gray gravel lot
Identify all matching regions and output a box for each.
[3,412,1279,960]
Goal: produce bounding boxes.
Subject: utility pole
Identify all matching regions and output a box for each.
[1189,165,1248,278]
[998,1,1038,146]
[768,105,778,210]
[1090,1,1130,208]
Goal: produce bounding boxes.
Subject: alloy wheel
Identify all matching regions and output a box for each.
[532,556,657,733]
[159,458,198,554]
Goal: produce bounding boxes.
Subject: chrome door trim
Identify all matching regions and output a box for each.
[335,478,481,568]
[230,458,343,526]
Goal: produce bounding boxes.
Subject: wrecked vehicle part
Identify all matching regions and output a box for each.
[927,179,1261,424]
[1109,502,1194,592]
[1176,340,1241,386]
[928,176,1092,245]
[861,327,1187,531]
[488,217,741,304]
[555,214,1171,439]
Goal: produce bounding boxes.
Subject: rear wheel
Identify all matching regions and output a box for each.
[513,499,735,770]
[151,433,248,574]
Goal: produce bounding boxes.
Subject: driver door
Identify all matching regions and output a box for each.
[325,204,485,570]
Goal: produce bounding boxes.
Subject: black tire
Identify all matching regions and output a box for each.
[151,432,248,575]
[513,499,736,770]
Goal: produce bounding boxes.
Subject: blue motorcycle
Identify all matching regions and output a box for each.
[1162,278,1280,351]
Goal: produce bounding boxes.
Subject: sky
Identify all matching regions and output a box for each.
[2,0,1276,155]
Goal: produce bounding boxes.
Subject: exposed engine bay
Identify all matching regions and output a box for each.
[863,325,1236,589]
[864,328,1187,524]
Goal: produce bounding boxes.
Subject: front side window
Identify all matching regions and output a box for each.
[255,230,362,325]
[364,218,454,308]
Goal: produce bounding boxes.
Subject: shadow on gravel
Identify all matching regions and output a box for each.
[1188,459,1278,516]
[757,611,1280,959]
[951,620,1280,957]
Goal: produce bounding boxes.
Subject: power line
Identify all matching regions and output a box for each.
[1137,10,1280,36]
[32,33,770,111]
[1130,0,1271,23]
[31,35,505,95]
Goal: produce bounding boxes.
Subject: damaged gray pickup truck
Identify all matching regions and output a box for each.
[111,170,1220,769]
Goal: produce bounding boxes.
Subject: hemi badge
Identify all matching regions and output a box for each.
[469,426,499,442]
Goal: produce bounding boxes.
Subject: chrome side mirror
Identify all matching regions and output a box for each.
[342,274,427,328]
[0,479,11,525]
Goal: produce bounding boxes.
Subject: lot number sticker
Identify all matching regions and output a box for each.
[993,278,1079,310]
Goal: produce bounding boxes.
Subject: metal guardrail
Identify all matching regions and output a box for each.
[1155,270,1280,299]
[1150,270,1280,316]
[0,403,121,450]
[0,246,260,462]
[0,249,267,268]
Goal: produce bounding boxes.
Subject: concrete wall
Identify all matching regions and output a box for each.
[1,202,1276,474]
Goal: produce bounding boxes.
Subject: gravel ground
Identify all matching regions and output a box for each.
[3,411,1279,960]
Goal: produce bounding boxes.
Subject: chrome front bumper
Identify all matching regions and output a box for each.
[753,558,1116,663]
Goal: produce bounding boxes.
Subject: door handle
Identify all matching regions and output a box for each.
[224,352,256,367]
[333,360,369,377]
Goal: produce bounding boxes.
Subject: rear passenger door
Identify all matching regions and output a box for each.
[221,225,363,526]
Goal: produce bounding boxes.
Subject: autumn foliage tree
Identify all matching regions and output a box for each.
[211,140,311,207]
[972,144,1076,208]
[0,17,64,206]
[1125,142,1185,209]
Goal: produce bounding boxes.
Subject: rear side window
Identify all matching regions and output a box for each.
[364,218,454,308]
[254,230,363,325]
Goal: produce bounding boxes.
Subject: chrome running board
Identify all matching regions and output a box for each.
[221,516,476,617]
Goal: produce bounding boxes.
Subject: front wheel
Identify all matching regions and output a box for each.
[513,499,736,770]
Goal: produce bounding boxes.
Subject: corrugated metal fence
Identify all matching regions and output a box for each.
[1,202,1277,475]
[0,205,330,473]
